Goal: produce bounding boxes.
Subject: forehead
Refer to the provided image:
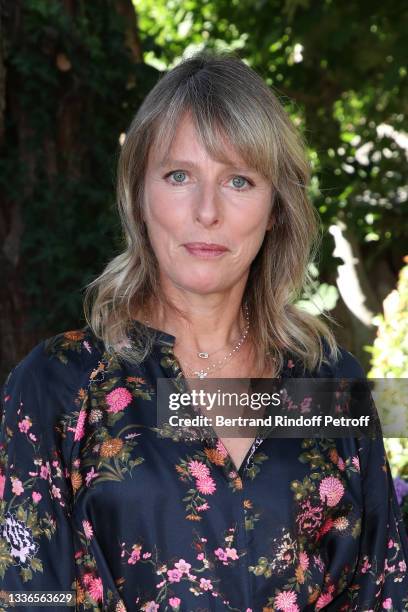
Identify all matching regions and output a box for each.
[148,113,252,171]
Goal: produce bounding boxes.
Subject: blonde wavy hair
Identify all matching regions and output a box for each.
[83,48,340,376]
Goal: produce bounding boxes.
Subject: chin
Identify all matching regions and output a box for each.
[174,274,226,294]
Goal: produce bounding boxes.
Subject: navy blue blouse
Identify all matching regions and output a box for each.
[1,323,407,611]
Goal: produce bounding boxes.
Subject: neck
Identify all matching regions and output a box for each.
[151,300,248,354]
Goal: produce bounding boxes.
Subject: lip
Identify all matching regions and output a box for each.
[183,242,229,258]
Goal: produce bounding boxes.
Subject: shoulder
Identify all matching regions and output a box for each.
[323,340,366,378]
[303,338,367,379]
[333,345,366,378]
[2,325,105,402]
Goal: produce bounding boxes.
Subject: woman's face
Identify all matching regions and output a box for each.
[143,113,274,296]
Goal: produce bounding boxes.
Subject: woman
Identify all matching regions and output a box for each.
[1,51,407,612]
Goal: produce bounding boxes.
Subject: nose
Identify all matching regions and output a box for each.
[193,182,222,228]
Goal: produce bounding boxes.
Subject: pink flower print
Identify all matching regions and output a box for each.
[142,552,151,559]
[313,554,325,572]
[300,396,312,413]
[388,538,394,548]
[382,599,393,610]
[319,476,344,507]
[197,553,205,560]
[228,471,238,479]
[352,456,360,471]
[128,552,139,565]
[337,457,345,471]
[296,498,324,534]
[18,416,32,433]
[174,559,191,574]
[167,568,183,582]
[87,576,103,603]
[51,485,61,499]
[214,547,228,562]
[226,547,238,560]
[83,340,92,353]
[74,408,87,441]
[82,572,93,586]
[287,359,295,369]
[11,477,24,496]
[105,387,133,414]
[188,460,210,479]
[199,578,213,591]
[196,502,210,511]
[169,597,181,609]
[274,590,298,610]
[196,475,216,495]
[32,491,42,504]
[333,516,349,531]
[316,592,333,609]
[28,433,37,441]
[399,560,407,572]
[40,464,50,479]
[0,474,5,499]
[144,603,159,612]
[216,440,229,457]
[82,520,93,539]
[299,551,309,571]
[85,467,98,486]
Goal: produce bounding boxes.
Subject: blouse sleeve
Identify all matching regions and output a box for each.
[330,349,408,611]
[353,432,408,609]
[0,339,86,610]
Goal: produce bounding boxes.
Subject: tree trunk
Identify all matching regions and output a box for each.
[0,0,142,383]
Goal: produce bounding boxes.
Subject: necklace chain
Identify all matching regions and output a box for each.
[143,303,250,378]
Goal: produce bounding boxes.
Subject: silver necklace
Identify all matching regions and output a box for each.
[143,304,250,378]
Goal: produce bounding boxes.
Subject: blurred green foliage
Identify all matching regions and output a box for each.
[368,263,408,379]
[367,263,408,477]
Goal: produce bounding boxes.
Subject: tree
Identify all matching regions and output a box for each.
[0,0,159,380]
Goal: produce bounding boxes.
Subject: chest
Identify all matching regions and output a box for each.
[214,435,256,472]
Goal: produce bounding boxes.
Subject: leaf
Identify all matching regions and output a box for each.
[20,567,33,582]
[30,557,44,572]
[16,506,27,523]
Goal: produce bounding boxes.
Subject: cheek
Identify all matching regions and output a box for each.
[145,183,188,232]
[232,213,270,258]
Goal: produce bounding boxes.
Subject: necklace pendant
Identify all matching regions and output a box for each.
[195,370,208,378]
[198,352,209,359]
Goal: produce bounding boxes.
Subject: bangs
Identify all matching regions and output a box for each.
[151,91,277,185]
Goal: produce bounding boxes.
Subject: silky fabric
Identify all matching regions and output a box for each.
[1,324,407,612]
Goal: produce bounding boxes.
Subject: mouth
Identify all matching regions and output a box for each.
[183,242,229,258]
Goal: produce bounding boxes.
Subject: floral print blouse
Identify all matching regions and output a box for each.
[1,323,407,612]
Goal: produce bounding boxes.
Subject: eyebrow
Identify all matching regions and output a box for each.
[158,158,254,173]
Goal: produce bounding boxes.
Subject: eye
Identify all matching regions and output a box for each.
[230,175,253,190]
[164,170,187,184]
